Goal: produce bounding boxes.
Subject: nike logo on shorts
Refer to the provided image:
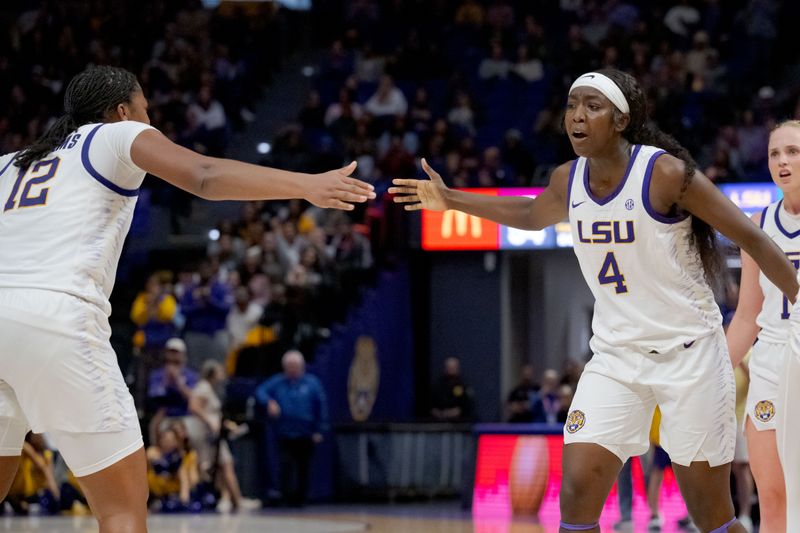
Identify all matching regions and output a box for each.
[683,340,695,349]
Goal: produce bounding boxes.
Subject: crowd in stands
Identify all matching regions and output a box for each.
[0,0,290,223]
[274,0,800,189]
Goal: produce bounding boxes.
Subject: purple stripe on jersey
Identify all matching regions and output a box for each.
[0,156,15,179]
[759,205,769,229]
[81,124,140,197]
[566,158,579,213]
[773,199,800,238]
[583,144,641,206]
[641,150,689,224]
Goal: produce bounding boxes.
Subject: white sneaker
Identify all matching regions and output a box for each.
[648,514,663,532]
[613,519,633,532]
[737,515,753,533]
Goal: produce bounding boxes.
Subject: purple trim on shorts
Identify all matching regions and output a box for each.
[642,149,689,224]
[708,517,737,533]
[774,199,800,239]
[758,205,769,229]
[584,145,640,206]
[560,522,598,531]
[566,158,579,212]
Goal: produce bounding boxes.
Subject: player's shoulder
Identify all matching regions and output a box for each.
[0,152,17,171]
[650,151,685,182]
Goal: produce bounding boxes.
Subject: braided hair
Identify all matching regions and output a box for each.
[13,65,140,169]
[596,68,723,284]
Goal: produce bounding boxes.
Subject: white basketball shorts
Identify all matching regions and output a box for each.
[0,288,142,476]
[745,340,786,432]
[563,328,736,467]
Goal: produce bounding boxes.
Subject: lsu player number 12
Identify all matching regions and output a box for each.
[3,157,61,212]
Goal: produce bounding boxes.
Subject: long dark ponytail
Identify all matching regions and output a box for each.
[596,68,723,284]
[13,65,139,169]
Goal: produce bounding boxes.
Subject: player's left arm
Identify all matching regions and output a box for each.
[651,155,798,303]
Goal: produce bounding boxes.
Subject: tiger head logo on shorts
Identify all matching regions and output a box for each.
[565,410,586,434]
[754,400,775,423]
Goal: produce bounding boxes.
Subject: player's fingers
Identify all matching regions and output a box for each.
[388,187,418,195]
[393,195,420,203]
[420,158,443,181]
[338,183,376,199]
[392,179,420,187]
[341,176,374,192]
[404,203,423,211]
[327,200,355,210]
[334,191,370,203]
[336,161,358,176]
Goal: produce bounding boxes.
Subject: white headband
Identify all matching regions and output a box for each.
[569,72,629,114]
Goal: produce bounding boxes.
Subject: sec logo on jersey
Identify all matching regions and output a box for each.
[565,410,586,434]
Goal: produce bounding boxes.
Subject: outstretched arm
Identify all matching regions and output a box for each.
[726,215,765,367]
[652,155,798,302]
[130,129,375,209]
[389,158,571,231]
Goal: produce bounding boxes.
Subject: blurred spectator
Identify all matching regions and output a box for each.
[186,85,228,156]
[556,384,575,424]
[536,369,561,424]
[148,338,199,443]
[510,44,544,83]
[130,272,178,406]
[478,40,510,80]
[364,75,408,118]
[180,261,233,337]
[131,272,178,351]
[447,92,477,137]
[226,286,264,350]
[186,360,244,511]
[431,357,474,422]
[736,110,769,174]
[147,425,199,510]
[506,364,540,423]
[255,350,329,507]
[4,434,60,515]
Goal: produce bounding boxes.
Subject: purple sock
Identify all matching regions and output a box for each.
[559,522,598,531]
[708,517,737,533]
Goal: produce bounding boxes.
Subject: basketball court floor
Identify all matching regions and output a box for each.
[0,502,690,533]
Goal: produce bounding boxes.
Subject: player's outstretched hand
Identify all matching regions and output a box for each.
[389,158,450,212]
[306,161,376,210]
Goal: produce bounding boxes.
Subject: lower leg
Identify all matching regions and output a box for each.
[647,469,663,517]
[221,462,242,508]
[745,422,785,533]
[731,463,753,518]
[76,448,149,533]
[672,461,746,533]
[0,456,21,501]
[559,443,623,533]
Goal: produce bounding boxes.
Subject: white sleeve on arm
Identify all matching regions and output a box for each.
[86,121,157,191]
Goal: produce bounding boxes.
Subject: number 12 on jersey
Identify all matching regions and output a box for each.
[3,157,60,212]
[598,251,628,294]
[781,252,800,319]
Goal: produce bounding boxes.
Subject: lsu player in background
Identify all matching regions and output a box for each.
[391,69,798,533]
[0,65,374,533]
[726,120,800,532]
[781,277,800,530]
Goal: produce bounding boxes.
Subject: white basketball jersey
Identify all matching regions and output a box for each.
[0,121,155,315]
[568,144,721,352]
[756,200,800,344]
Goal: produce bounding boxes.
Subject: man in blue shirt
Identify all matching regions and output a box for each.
[255,350,329,506]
